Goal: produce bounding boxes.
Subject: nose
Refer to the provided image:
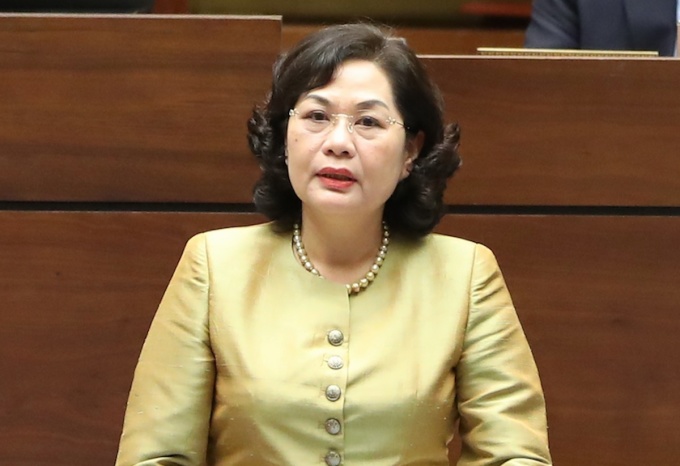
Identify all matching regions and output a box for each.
[322,114,355,157]
[329,113,354,134]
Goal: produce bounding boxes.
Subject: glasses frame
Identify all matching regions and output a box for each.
[288,108,408,136]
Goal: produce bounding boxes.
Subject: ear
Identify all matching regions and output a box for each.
[400,131,424,180]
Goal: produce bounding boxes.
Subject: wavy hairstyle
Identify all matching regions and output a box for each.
[247,23,461,237]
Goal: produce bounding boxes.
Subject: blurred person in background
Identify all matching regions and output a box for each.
[525,0,679,56]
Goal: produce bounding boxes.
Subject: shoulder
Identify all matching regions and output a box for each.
[179,222,284,261]
[427,234,503,285]
[201,221,277,239]
[195,222,283,249]
[428,235,510,305]
[422,233,494,262]
[397,233,497,281]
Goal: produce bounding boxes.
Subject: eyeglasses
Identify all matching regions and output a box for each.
[288,108,408,140]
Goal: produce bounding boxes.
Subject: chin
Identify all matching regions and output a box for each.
[305,197,364,215]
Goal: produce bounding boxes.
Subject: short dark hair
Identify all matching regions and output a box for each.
[247,23,461,237]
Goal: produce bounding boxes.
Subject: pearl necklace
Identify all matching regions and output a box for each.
[292,222,390,295]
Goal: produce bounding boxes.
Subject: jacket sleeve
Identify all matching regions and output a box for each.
[456,244,552,465]
[524,0,580,49]
[116,234,215,466]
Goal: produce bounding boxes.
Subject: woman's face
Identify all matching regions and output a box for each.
[286,59,421,219]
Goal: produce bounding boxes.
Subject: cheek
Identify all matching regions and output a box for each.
[388,144,411,174]
[287,132,322,166]
[286,124,302,146]
[364,148,407,186]
[286,136,309,183]
[287,126,310,151]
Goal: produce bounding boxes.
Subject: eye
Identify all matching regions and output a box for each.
[355,115,384,129]
[305,110,330,123]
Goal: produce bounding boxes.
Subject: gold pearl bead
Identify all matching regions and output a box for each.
[293,222,390,295]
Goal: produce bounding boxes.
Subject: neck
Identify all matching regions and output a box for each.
[298,209,385,285]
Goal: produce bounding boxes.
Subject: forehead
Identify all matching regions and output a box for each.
[298,60,395,108]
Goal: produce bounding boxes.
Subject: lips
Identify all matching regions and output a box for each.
[316,167,357,190]
[317,167,356,181]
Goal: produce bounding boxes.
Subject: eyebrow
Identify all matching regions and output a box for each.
[302,94,390,111]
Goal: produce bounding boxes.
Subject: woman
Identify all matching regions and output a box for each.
[116,24,552,466]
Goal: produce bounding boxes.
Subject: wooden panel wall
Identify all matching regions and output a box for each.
[0,13,280,203]
[1,13,679,466]
[424,56,680,206]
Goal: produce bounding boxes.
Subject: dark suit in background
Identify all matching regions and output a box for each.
[525,0,678,56]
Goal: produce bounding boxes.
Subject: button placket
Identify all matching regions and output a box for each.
[321,326,347,464]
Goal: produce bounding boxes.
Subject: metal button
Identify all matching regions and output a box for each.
[325,450,342,466]
[327,329,344,346]
[327,355,344,370]
[325,418,342,435]
[325,384,341,401]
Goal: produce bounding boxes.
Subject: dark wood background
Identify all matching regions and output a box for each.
[0,13,678,466]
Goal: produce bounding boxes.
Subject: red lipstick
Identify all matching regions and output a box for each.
[317,167,357,190]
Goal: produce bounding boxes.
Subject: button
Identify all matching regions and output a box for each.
[325,418,342,435]
[325,384,341,401]
[325,450,342,466]
[327,329,344,346]
[327,355,344,370]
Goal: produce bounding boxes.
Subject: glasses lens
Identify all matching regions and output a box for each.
[292,107,400,140]
[352,113,391,139]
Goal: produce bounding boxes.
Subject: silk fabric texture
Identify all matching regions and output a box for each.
[116,223,551,465]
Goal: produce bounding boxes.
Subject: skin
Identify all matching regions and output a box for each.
[285,59,423,284]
